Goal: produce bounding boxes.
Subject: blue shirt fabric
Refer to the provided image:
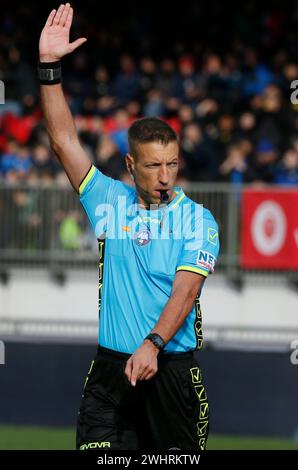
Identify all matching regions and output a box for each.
[79,165,220,354]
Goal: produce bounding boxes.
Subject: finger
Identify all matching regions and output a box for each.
[64,6,74,30]
[144,370,157,381]
[53,4,65,25]
[131,363,140,387]
[69,37,87,52]
[45,9,57,27]
[61,2,71,27]
[138,364,151,381]
[124,359,133,382]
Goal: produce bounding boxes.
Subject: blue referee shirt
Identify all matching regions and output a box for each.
[79,165,220,354]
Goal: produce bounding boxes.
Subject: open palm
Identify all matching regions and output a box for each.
[39,3,86,61]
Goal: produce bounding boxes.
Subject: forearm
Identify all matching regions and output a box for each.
[40,81,90,189]
[40,83,79,150]
[38,4,89,190]
[150,290,196,344]
[125,291,193,386]
[126,273,204,385]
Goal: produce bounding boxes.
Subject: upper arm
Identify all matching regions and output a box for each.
[172,270,206,303]
[53,139,91,192]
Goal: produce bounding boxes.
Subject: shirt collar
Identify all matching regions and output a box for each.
[129,187,185,217]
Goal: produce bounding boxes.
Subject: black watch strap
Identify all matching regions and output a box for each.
[145,333,166,351]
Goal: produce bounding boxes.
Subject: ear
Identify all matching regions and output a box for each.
[125,153,135,179]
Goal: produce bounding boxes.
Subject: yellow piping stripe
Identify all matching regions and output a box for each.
[172,193,186,208]
[176,266,208,277]
[79,165,96,195]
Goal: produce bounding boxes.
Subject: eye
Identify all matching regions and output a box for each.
[168,161,178,167]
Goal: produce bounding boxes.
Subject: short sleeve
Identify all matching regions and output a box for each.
[79,164,133,237]
[176,208,220,277]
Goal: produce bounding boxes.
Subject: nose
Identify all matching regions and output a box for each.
[158,165,169,185]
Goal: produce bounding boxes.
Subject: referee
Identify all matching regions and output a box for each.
[39,4,220,451]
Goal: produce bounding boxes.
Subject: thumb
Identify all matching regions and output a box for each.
[124,358,133,382]
[69,37,87,53]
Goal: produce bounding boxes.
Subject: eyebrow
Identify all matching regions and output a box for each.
[144,158,178,165]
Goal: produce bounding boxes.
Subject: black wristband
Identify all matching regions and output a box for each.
[38,60,62,85]
[145,333,166,351]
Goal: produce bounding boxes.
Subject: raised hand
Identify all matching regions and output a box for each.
[39,3,87,62]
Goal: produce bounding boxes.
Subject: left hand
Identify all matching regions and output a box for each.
[124,340,159,386]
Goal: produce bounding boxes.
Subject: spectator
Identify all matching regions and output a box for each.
[94,65,112,100]
[219,142,256,184]
[0,141,32,177]
[111,54,140,105]
[180,122,218,181]
[173,55,200,105]
[143,89,165,117]
[273,149,298,185]
[241,48,276,97]
[253,139,279,182]
[138,57,157,103]
[202,53,228,103]
[155,58,177,97]
[236,112,256,142]
[31,144,57,179]
[59,211,83,250]
[110,108,130,155]
[95,133,126,179]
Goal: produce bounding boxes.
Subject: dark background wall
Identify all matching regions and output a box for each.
[0,341,297,438]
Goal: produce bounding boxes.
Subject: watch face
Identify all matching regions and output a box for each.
[148,334,164,350]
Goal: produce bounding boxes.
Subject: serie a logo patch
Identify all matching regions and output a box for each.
[134,228,151,246]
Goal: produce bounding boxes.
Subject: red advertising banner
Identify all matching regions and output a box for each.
[241,189,298,269]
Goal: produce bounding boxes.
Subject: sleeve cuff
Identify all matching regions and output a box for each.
[176,265,209,277]
[79,165,96,195]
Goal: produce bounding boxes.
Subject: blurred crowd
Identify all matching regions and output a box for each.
[0,0,298,188]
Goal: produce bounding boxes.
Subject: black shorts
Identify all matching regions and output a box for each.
[76,346,209,451]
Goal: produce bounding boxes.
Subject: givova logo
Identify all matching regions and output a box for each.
[0,341,5,365]
[80,441,110,450]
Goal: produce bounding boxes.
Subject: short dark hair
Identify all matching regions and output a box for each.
[128,117,178,158]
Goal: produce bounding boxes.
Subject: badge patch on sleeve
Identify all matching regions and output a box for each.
[207,228,218,245]
[196,250,216,272]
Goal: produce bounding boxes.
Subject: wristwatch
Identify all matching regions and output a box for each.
[145,333,166,351]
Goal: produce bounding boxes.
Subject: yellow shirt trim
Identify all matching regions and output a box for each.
[176,265,209,277]
[79,165,96,195]
[171,193,186,208]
